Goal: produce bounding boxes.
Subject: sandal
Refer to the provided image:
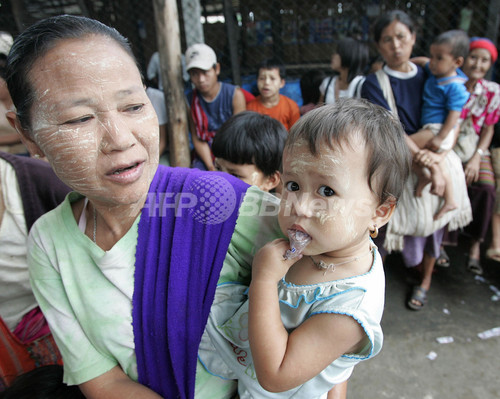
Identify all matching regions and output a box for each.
[436,247,450,267]
[486,248,500,263]
[467,257,483,275]
[407,286,427,311]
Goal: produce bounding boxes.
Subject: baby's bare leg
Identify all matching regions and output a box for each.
[434,160,457,220]
[327,380,348,399]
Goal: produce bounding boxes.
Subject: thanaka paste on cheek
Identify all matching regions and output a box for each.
[250,171,260,186]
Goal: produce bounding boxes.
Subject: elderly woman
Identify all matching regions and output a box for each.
[453,37,500,274]
[361,10,471,310]
[5,15,282,398]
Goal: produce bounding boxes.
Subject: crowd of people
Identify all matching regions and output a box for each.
[0,8,499,399]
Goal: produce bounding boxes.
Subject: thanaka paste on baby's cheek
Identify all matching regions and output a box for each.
[279,138,376,257]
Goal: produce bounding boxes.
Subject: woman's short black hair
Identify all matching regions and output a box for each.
[373,10,415,44]
[336,38,370,83]
[212,111,288,177]
[300,69,325,105]
[5,14,136,131]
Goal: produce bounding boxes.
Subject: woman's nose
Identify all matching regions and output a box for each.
[99,113,136,152]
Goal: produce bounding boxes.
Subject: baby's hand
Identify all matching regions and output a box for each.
[252,239,302,283]
[425,136,443,153]
[415,149,442,167]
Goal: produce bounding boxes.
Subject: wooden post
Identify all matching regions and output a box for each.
[10,0,25,32]
[152,0,191,168]
[223,0,241,86]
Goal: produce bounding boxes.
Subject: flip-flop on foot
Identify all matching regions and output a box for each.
[467,257,483,275]
[436,247,450,267]
[407,286,427,311]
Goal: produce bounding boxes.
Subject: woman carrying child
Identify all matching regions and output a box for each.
[451,37,500,274]
[198,99,411,398]
[6,15,284,398]
[361,10,471,310]
[319,37,369,104]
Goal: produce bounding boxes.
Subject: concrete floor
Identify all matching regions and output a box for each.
[348,244,500,399]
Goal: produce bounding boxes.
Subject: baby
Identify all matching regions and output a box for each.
[199,98,412,398]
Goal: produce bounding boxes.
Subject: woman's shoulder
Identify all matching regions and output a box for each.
[29,192,77,234]
[479,78,500,94]
[28,192,79,258]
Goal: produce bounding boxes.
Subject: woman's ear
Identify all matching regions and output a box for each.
[6,111,45,158]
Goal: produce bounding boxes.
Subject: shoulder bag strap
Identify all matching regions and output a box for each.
[375,69,397,115]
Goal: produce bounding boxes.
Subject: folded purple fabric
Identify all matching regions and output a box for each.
[133,166,249,398]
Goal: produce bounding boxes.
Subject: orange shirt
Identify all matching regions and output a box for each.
[247,95,300,130]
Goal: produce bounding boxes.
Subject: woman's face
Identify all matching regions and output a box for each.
[25,36,159,207]
[462,48,492,82]
[331,53,341,72]
[377,20,416,71]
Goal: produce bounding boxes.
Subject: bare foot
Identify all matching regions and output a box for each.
[434,201,457,220]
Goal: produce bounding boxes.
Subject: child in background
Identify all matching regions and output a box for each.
[185,43,246,171]
[199,98,412,398]
[212,111,287,192]
[411,30,470,221]
[299,69,325,115]
[319,37,369,104]
[247,59,300,130]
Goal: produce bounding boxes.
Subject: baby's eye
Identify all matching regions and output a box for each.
[318,186,335,197]
[285,181,299,191]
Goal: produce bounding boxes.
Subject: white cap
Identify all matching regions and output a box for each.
[185,43,217,71]
[0,32,13,56]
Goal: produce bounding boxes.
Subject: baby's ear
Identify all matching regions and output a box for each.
[373,197,397,228]
[455,56,465,68]
[260,171,281,192]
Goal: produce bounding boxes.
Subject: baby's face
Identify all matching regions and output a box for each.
[215,157,269,190]
[428,43,459,78]
[278,138,380,257]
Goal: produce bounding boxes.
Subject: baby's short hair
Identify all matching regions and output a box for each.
[212,111,288,177]
[286,98,411,204]
[433,30,469,59]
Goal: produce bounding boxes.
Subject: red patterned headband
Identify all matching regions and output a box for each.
[470,38,498,63]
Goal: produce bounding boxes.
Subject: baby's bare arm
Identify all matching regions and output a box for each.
[249,241,366,392]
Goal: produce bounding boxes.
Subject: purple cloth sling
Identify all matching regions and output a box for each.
[133,165,249,398]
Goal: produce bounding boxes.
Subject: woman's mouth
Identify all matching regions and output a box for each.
[105,161,145,184]
[111,162,139,175]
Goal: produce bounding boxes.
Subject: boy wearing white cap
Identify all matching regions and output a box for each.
[185,43,246,171]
